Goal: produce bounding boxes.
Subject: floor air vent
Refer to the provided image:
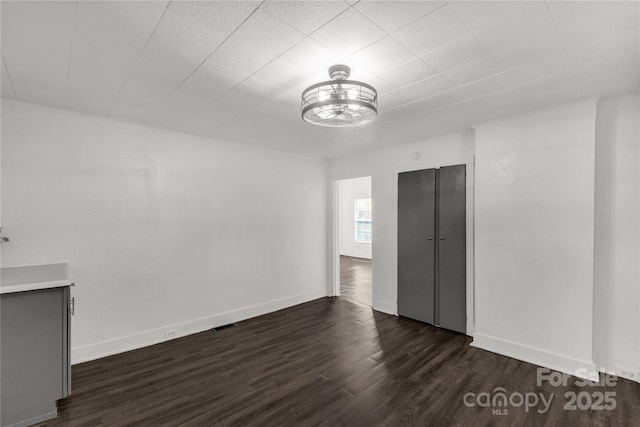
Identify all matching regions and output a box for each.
[212,323,236,331]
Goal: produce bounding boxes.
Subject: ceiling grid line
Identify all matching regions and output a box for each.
[442,2,519,91]
[173,0,365,129]
[543,0,585,97]
[2,1,638,158]
[1,53,17,99]
[140,0,268,123]
[63,0,79,109]
[371,3,465,103]
[105,0,173,116]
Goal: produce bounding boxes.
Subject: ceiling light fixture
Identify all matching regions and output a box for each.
[301,65,377,127]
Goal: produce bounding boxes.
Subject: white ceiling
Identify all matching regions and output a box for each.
[1,1,638,158]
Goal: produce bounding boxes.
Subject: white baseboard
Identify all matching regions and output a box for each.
[472,333,598,381]
[372,299,396,316]
[615,365,640,383]
[72,288,327,365]
[6,411,57,427]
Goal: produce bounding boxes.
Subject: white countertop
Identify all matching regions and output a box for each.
[0,263,72,294]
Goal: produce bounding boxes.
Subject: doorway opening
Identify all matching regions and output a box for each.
[335,176,372,307]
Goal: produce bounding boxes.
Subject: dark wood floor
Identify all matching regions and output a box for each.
[340,255,372,306]
[38,298,638,427]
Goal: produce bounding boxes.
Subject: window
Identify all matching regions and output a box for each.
[355,198,372,242]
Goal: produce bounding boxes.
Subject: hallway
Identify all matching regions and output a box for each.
[340,255,372,306]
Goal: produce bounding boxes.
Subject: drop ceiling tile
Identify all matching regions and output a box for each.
[274,38,336,81]
[365,75,395,97]
[235,77,285,102]
[383,88,467,118]
[66,78,126,117]
[517,71,582,105]
[146,1,260,59]
[136,35,204,73]
[521,90,585,114]
[459,72,515,98]
[144,83,222,129]
[476,87,531,112]
[377,58,438,91]
[109,54,202,122]
[546,1,622,28]
[442,56,504,86]
[66,46,134,115]
[5,53,72,108]
[73,1,168,62]
[573,53,640,83]
[0,1,76,56]
[566,29,640,67]
[420,35,490,72]
[311,8,386,58]
[381,74,456,108]
[267,89,302,112]
[345,36,415,77]
[506,53,572,86]
[424,99,486,122]
[181,77,283,132]
[446,1,507,34]
[354,1,445,33]
[449,1,549,34]
[1,58,16,99]
[392,6,470,56]
[196,60,252,89]
[580,68,640,98]
[179,98,252,136]
[106,100,157,125]
[558,3,640,50]
[1,1,76,107]
[261,0,350,35]
[251,58,310,91]
[144,61,251,128]
[472,5,556,53]
[3,0,637,159]
[66,1,169,115]
[207,9,306,75]
[239,102,295,128]
[491,31,565,70]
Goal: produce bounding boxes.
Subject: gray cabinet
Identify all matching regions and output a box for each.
[398,165,466,334]
[1,265,72,427]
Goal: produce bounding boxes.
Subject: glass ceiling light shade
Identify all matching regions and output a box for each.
[301,65,378,127]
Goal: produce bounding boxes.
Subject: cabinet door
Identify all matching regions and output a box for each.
[437,164,466,334]
[1,288,64,426]
[398,169,436,324]
[62,286,71,397]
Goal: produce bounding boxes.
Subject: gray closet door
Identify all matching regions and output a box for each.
[437,164,466,333]
[397,168,436,324]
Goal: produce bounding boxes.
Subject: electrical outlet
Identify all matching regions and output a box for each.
[165,330,177,339]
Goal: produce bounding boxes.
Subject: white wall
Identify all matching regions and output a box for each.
[329,132,475,319]
[473,99,598,379]
[1,100,328,364]
[339,176,371,259]
[594,94,640,381]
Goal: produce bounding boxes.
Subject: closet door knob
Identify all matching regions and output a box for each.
[427,237,433,240]
[439,237,445,240]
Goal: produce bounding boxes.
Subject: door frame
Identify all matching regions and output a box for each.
[332,179,340,297]
[331,177,373,298]
[392,159,475,336]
